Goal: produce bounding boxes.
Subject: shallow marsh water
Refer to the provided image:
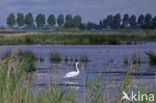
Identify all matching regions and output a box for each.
[0,43,156,102]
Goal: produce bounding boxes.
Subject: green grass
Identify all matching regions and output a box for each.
[1,30,156,45]
[0,56,74,103]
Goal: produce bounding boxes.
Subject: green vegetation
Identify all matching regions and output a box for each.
[0,55,155,103]
[1,29,156,45]
[50,51,62,63]
[0,56,74,103]
[18,50,37,72]
[145,51,156,65]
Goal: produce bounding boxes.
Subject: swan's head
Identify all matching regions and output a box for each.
[76,62,79,65]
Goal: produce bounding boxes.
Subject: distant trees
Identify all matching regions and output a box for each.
[95,13,156,30]
[122,14,129,28]
[7,13,16,28]
[25,13,34,27]
[113,13,121,29]
[5,12,156,30]
[152,16,156,29]
[35,14,46,28]
[64,14,73,28]
[16,13,25,28]
[73,15,82,27]
[57,14,64,26]
[144,13,152,29]
[47,14,56,29]
[137,14,144,28]
[129,15,137,29]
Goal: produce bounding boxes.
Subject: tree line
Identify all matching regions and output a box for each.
[87,13,156,30]
[5,13,156,30]
[6,12,85,30]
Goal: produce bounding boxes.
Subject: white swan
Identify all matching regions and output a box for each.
[64,62,80,78]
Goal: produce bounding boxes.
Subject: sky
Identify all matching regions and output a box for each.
[0,0,156,25]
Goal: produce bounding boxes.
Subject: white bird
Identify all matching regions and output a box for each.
[64,62,80,79]
[121,91,131,101]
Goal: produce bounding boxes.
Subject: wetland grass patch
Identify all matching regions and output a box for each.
[145,51,156,65]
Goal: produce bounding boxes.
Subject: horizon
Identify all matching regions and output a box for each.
[0,0,156,25]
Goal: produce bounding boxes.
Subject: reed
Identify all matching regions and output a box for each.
[50,51,62,63]
[0,55,74,103]
[145,51,156,65]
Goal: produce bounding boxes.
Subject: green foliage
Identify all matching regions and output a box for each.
[57,14,64,26]
[145,13,152,29]
[7,13,16,28]
[0,56,74,103]
[129,15,137,28]
[64,14,74,28]
[36,14,46,28]
[145,51,156,65]
[25,12,34,27]
[25,34,33,44]
[47,14,56,28]
[87,74,105,103]
[16,13,25,27]
[18,50,37,72]
[123,14,129,28]
[73,15,82,27]
[50,51,62,63]
[137,14,144,28]
[113,13,121,28]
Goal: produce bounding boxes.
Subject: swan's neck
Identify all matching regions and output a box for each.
[76,64,79,73]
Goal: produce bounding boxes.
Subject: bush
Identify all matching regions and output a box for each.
[145,51,156,65]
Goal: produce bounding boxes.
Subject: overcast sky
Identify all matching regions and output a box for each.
[0,0,156,25]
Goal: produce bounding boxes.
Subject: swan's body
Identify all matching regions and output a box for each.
[64,62,79,78]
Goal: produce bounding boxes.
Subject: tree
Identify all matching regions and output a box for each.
[122,14,129,28]
[137,14,144,28]
[47,14,56,28]
[145,13,152,29]
[57,14,64,26]
[16,13,25,27]
[64,14,73,28]
[129,15,136,28]
[79,23,86,30]
[152,16,156,29]
[7,13,16,28]
[35,13,46,28]
[113,13,121,29]
[25,13,34,27]
[106,15,113,28]
[73,15,82,27]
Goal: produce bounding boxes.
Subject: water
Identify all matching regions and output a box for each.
[0,43,156,102]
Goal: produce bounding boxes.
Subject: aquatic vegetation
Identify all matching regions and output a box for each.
[18,50,37,72]
[39,55,44,62]
[25,34,33,44]
[1,50,12,59]
[80,54,89,62]
[145,51,156,65]
[131,53,142,65]
[50,51,62,63]
[18,50,37,61]
[86,74,105,103]
[1,30,156,45]
[64,56,68,62]
[123,56,128,65]
[0,56,74,103]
